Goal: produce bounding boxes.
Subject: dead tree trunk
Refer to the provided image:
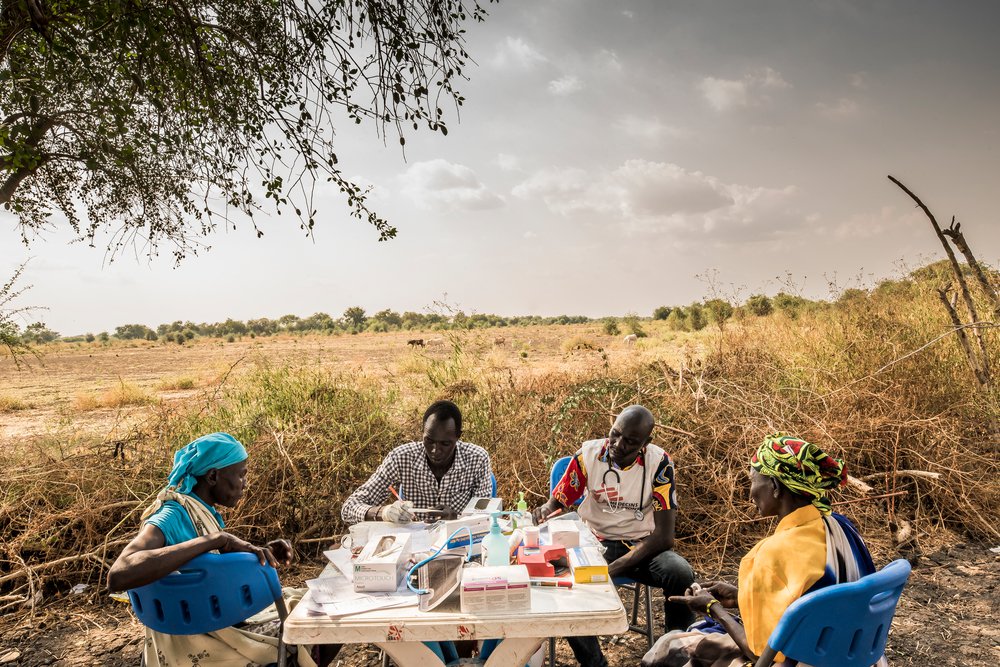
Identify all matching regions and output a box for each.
[888,175,993,390]
[942,217,1000,317]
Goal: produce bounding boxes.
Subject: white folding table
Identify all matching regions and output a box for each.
[283,565,627,666]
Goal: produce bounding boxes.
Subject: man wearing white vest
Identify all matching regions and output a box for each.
[533,405,695,667]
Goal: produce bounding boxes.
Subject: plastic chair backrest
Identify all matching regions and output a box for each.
[128,551,283,635]
[550,456,583,506]
[756,558,912,667]
[490,473,497,498]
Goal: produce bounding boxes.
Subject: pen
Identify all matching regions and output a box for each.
[530,579,573,588]
[542,508,564,522]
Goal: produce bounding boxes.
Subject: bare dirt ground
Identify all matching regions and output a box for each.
[0,542,996,666]
[1,329,997,665]
[0,325,695,448]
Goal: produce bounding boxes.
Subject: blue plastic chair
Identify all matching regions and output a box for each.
[490,472,498,498]
[547,456,654,660]
[754,558,912,667]
[128,552,291,667]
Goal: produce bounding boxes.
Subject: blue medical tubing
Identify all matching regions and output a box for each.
[406,526,474,595]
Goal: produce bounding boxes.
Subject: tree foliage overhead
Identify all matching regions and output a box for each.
[1,0,493,260]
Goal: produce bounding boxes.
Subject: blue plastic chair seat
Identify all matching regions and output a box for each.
[755,559,912,667]
[128,551,284,635]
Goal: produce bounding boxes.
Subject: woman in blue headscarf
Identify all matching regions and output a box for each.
[108,433,315,667]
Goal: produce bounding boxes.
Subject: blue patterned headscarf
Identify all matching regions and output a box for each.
[167,432,248,494]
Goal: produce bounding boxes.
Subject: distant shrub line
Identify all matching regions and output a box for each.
[11,261,989,345]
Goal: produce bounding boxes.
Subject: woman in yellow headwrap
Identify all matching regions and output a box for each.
[643,434,881,667]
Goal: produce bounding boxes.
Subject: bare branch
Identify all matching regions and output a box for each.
[942,216,1000,317]
[889,175,991,385]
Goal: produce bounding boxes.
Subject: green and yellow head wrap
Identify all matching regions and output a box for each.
[750,434,847,514]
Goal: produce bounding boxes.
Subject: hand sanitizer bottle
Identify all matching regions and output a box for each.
[482,512,509,566]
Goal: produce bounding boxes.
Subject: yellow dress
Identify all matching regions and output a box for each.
[737,505,827,661]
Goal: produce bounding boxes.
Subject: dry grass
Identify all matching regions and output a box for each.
[560,335,599,352]
[0,395,30,412]
[73,382,155,411]
[155,376,197,391]
[0,267,997,616]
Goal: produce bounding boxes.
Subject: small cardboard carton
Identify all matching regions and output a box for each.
[460,565,531,613]
[516,545,568,578]
[567,546,609,584]
[352,532,412,592]
[549,521,581,548]
[460,496,503,516]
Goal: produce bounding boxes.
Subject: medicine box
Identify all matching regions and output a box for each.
[549,521,581,548]
[460,565,531,613]
[439,515,491,556]
[460,496,503,516]
[353,532,412,592]
[568,546,609,584]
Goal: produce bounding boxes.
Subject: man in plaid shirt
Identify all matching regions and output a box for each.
[342,400,493,524]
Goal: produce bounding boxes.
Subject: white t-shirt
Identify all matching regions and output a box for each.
[553,438,678,541]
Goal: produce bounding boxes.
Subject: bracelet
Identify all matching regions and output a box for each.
[705,599,718,616]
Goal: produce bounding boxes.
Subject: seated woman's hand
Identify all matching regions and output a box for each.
[265,539,294,566]
[215,531,277,568]
[668,583,718,615]
[700,580,738,607]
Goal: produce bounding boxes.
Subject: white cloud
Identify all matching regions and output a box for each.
[513,159,808,241]
[830,206,923,239]
[614,115,682,142]
[399,160,504,211]
[495,153,521,172]
[850,71,869,89]
[698,67,791,111]
[817,97,860,118]
[491,37,547,70]
[511,167,599,216]
[596,48,623,74]
[548,75,583,96]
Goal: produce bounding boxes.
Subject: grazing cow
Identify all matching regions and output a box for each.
[493,336,506,347]
[623,334,638,345]
[425,338,443,346]
[407,338,425,348]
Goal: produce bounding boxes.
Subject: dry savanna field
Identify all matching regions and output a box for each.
[1,306,998,665]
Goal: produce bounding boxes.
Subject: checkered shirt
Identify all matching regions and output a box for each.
[341,440,493,525]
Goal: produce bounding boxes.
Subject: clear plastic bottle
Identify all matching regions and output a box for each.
[481,512,510,566]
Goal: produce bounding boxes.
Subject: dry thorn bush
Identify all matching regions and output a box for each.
[1,267,997,617]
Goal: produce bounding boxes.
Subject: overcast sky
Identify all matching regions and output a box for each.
[4,0,1000,335]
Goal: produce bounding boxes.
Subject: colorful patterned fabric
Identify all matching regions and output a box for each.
[166,432,248,495]
[552,439,678,541]
[751,434,846,514]
[553,441,677,511]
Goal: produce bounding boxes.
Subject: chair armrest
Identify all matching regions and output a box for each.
[754,646,778,667]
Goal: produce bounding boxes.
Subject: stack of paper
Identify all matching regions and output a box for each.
[305,573,417,618]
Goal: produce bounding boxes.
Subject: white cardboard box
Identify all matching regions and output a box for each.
[352,532,412,592]
[460,565,531,613]
[549,521,581,548]
[460,496,503,516]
